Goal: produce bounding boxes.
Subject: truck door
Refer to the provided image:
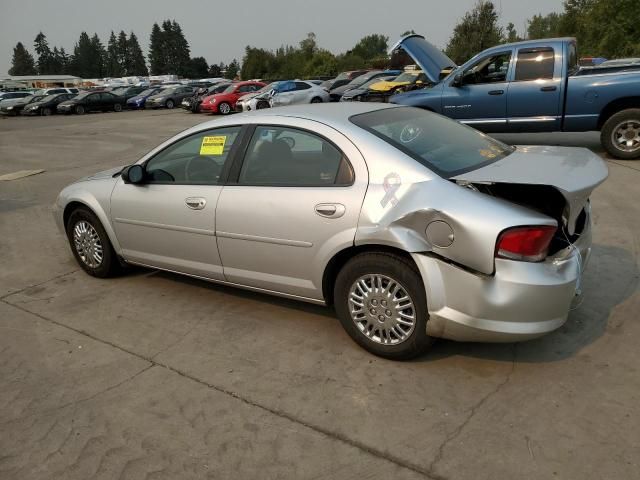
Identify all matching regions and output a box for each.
[442,51,512,133]
[506,46,562,132]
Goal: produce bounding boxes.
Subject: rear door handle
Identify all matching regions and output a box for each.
[540,86,557,92]
[488,90,504,95]
[315,203,345,219]
[185,197,207,210]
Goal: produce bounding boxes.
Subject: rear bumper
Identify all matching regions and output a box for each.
[412,219,592,342]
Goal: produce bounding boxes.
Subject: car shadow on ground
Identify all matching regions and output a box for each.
[132,243,637,365]
[420,243,639,364]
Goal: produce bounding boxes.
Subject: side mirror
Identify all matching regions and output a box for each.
[269,89,276,97]
[451,73,463,87]
[122,164,145,184]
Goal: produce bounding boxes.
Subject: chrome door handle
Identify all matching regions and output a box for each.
[315,203,345,219]
[540,86,557,92]
[185,197,207,210]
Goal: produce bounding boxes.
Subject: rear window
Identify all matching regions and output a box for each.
[350,107,513,177]
[515,47,555,81]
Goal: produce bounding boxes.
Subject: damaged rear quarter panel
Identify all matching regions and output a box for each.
[352,139,556,275]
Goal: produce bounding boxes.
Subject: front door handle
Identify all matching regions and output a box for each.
[488,90,504,95]
[540,86,557,92]
[185,197,207,210]
[315,203,345,219]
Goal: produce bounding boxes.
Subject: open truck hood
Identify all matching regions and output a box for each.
[389,34,456,84]
[453,146,609,234]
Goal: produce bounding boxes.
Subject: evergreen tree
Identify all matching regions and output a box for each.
[187,57,208,78]
[126,32,148,76]
[445,0,504,63]
[90,33,107,77]
[505,22,522,43]
[148,23,166,74]
[106,31,123,77]
[9,42,37,75]
[34,31,54,74]
[168,20,191,76]
[117,30,129,74]
[208,63,222,77]
[225,59,240,79]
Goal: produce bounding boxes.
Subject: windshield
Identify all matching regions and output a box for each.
[351,107,514,177]
[222,85,236,94]
[333,72,350,82]
[139,88,158,96]
[347,71,381,87]
[361,76,395,89]
[392,72,420,83]
[159,87,177,95]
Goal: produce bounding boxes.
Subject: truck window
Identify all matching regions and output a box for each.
[462,52,511,84]
[515,47,555,81]
[567,43,579,75]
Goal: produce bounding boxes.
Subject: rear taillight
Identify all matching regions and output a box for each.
[496,226,557,262]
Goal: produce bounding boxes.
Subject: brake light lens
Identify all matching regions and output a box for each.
[496,226,557,262]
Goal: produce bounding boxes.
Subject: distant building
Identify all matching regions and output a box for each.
[0,74,82,89]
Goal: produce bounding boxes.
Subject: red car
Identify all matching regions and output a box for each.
[200,81,265,114]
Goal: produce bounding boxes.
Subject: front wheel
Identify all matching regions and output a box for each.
[334,252,433,359]
[311,96,323,103]
[75,105,85,115]
[256,100,270,110]
[165,99,175,109]
[218,102,231,115]
[41,107,52,116]
[601,108,640,160]
[114,103,123,112]
[66,208,120,278]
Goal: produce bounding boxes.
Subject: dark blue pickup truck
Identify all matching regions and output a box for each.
[390,35,640,159]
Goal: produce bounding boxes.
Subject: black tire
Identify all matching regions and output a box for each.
[75,105,85,115]
[256,100,270,110]
[66,208,120,278]
[218,102,231,115]
[165,99,175,109]
[601,108,640,160]
[311,96,323,103]
[334,252,434,360]
[41,107,52,116]
[114,103,123,112]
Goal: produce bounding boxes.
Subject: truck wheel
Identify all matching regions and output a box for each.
[601,109,640,160]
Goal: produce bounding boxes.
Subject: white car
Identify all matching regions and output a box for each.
[235,83,277,112]
[269,80,329,108]
[34,87,79,96]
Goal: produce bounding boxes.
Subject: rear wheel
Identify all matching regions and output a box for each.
[165,99,175,109]
[66,208,120,278]
[601,109,640,159]
[334,252,434,359]
[75,105,85,115]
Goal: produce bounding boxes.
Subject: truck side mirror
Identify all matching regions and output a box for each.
[452,73,463,87]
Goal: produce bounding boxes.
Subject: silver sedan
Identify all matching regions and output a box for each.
[54,104,608,359]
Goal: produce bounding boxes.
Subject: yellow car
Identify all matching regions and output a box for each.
[368,70,429,93]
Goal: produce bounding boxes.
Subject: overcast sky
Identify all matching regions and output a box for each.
[0,0,563,76]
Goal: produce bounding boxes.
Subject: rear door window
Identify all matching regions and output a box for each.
[515,47,555,81]
[238,126,354,186]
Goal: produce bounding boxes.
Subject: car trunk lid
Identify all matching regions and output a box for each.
[388,35,457,83]
[452,146,608,234]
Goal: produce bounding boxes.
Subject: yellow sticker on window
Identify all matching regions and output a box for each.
[200,135,226,155]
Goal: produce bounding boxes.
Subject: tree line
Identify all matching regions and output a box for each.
[445,0,640,64]
[8,0,640,80]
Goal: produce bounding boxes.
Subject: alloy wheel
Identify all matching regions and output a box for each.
[612,120,640,152]
[73,220,103,268]
[348,274,416,345]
